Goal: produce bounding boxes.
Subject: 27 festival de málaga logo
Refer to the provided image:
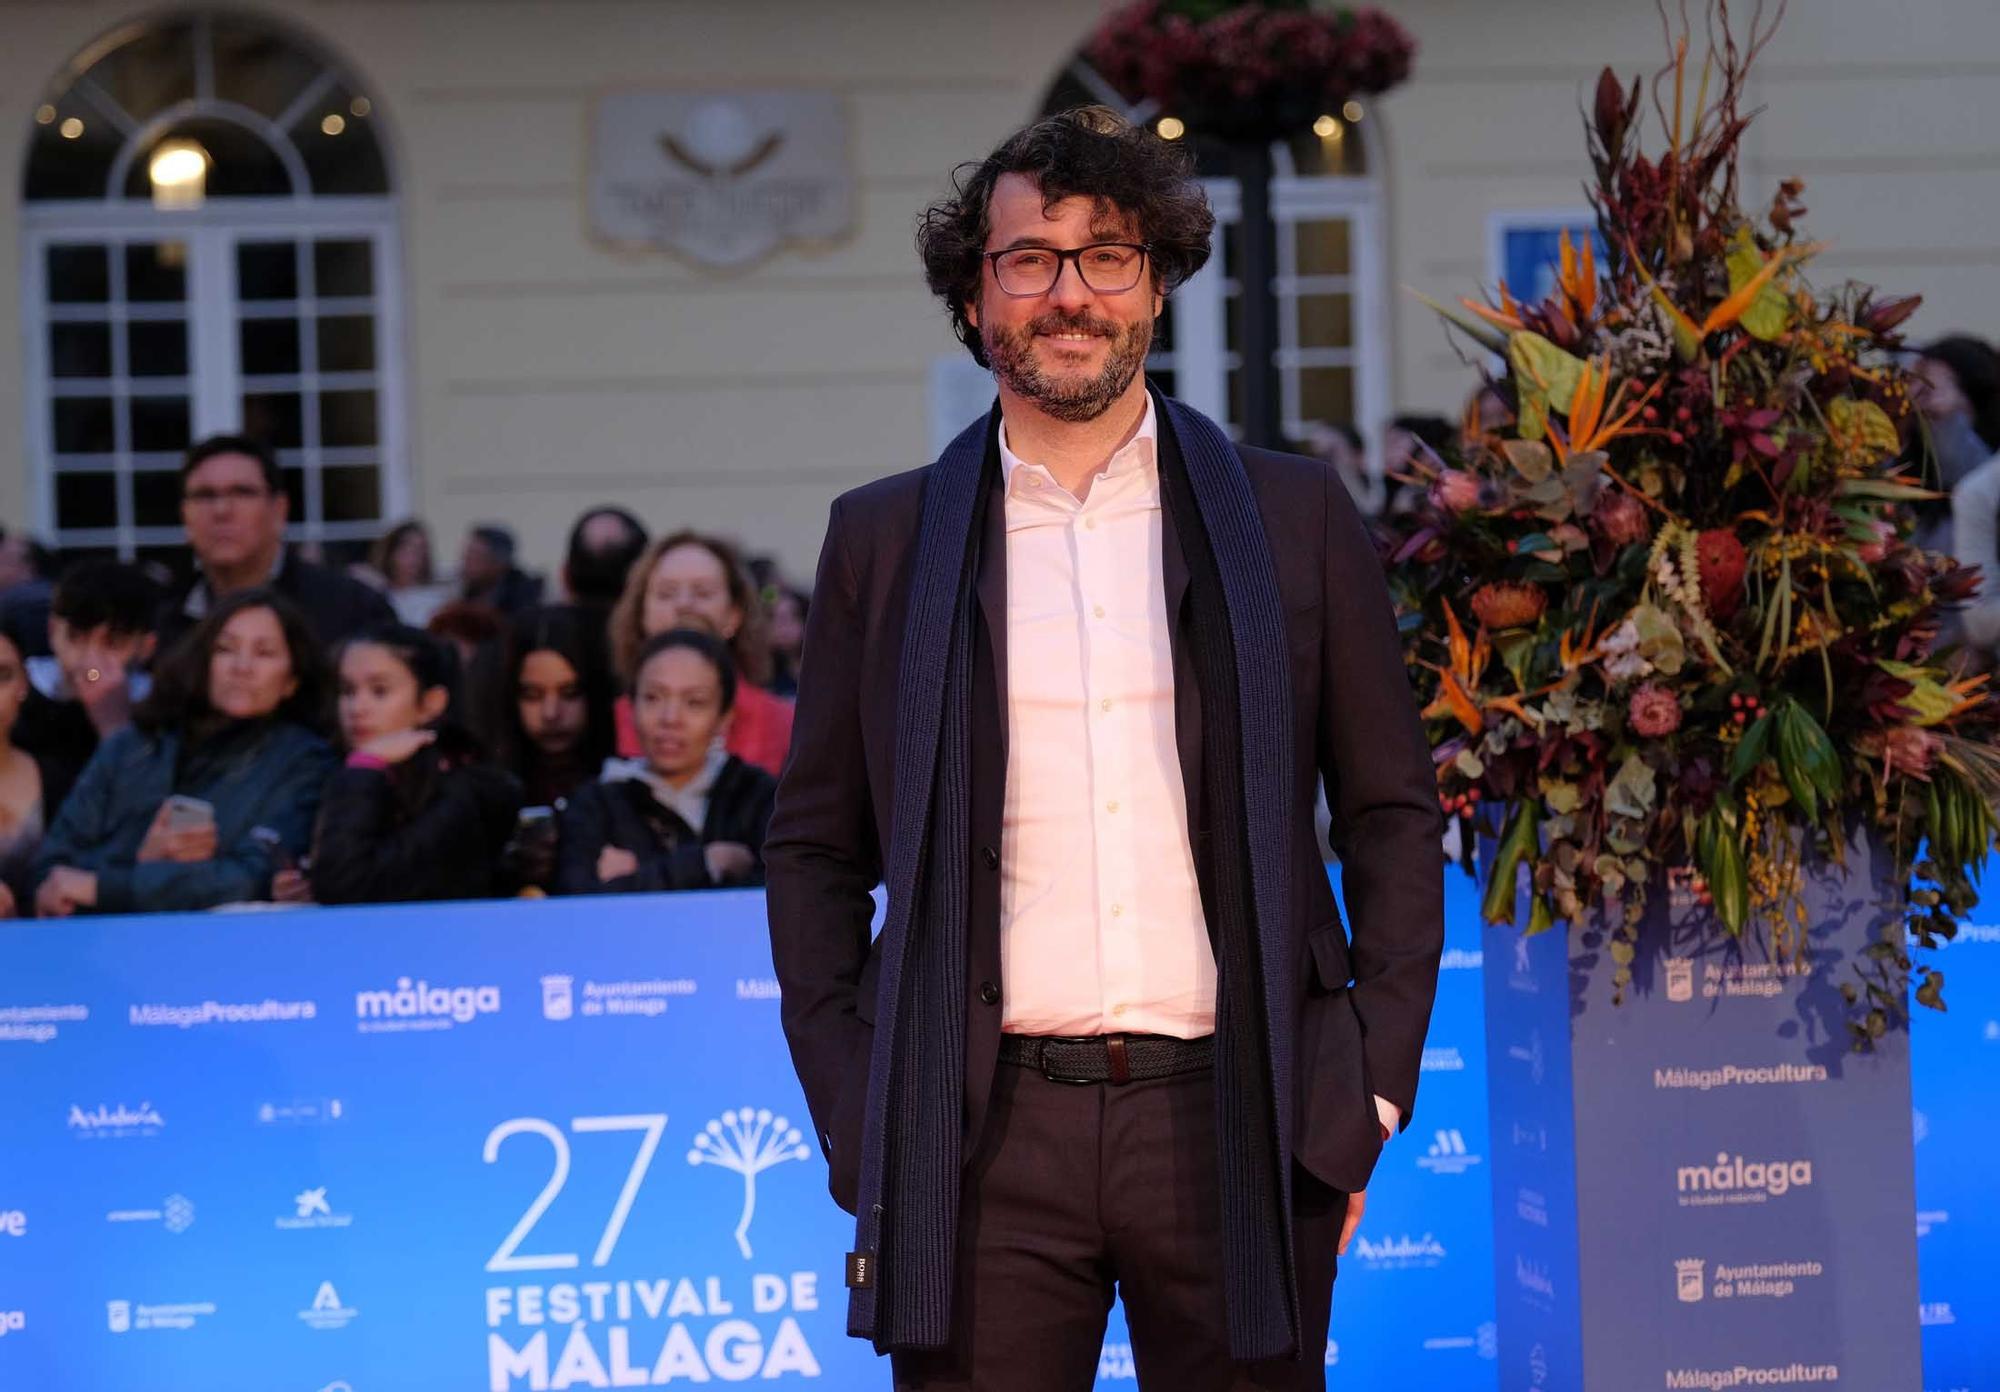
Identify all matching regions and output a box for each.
[482,1108,824,1387]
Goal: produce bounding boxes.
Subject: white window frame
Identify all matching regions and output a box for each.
[19,9,403,558]
[22,199,405,554]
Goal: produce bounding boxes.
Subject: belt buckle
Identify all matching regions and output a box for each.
[1038,1039,1099,1086]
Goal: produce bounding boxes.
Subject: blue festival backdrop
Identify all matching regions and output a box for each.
[0,863,1989,1390]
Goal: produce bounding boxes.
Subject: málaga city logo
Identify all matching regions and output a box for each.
[354,976,500,1032]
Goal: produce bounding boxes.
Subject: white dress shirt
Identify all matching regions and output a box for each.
[996,397,1215,1039]
[994,397,1400,1141]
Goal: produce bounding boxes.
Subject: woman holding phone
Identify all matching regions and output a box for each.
[31,589,333,916]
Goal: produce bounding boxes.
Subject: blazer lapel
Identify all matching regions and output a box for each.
[974,464,1009,763]
[1158,447,1202,846]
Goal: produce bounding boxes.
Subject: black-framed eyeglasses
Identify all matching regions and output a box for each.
[984,242,1151,297]
[183,484,272,509]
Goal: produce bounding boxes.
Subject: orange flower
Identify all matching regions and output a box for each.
[1557,228,1597,322]
[1470,581,1548,631]
[1547,355,1662,463]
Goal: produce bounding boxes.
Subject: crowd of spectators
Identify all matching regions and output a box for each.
[0,434,808,918]
[3,332,1994,919]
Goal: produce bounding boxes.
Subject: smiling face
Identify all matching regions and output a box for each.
[965,173,1161,424]
[633,645,729,783]
[207,605,298,722]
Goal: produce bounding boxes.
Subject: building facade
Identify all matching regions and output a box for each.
[3,0,1997,580]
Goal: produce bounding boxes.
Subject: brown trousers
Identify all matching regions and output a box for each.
[891,1059,1345,1391]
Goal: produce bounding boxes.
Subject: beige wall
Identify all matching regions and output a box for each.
[3,1,1998,583]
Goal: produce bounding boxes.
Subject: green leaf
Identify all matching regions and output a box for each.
[1509,331,1588,444]
[1726,228,1792,340]
[1695,806,1751,933]
[1481,802,1541,926]
[1774,705,1821,823]
[1835,478,1942,503]
[1727,711,1773,786]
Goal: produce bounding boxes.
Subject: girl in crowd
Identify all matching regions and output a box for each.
[306,623,522,904]
[608,531,793,777]
[556,628,775,894]
[32,589,332,916]
[0,628,47,916]
[479,605,616,807]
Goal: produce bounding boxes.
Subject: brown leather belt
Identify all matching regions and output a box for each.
[998,1032,1214,1086]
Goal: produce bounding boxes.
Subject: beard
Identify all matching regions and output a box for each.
[981,308,1152,423]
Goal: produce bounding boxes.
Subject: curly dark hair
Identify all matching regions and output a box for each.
[917,105,1215,368]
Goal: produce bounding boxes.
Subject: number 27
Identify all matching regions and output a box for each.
[482,1113,667,1273]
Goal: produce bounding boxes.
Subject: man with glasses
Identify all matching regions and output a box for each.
[157,434,393,654]
[767,106,1444,1388]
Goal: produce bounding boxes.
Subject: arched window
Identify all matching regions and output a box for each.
[1040,56,1389,471]
[21,11,402,565]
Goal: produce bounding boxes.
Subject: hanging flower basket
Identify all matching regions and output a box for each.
[1083,0,1416,143]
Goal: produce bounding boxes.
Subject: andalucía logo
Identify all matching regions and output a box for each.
[354,976,500,1032]
[299,1281,358,1330]
[1352,1232,1446,1268]
[67,1101,163,1139]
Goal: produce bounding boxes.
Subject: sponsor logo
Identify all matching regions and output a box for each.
[1515,1256,1556,1306]
[1510,1121,1548,1152]
[1666,956,1695,1002]
[1097,1342,1135,1381]
[1664,1365,1840,1388]
[1509,936,1541,994]
[687,1109,811,1258]
[541,975,574,1021]
[68,1102,163,1139]
[735,978,782,1000]
[1352,1232,1446,1269]
[1440,947,1483,971]
[256,1097,345,1125]
[1421,1046,1466,1073]
[0,1210,24,1237]
[106,1298,217,1333]
[1654,1062,1829,1090]
[0,1310,23,1337]
[278,1187,354,1231]
[1677,1259,1706,1303]
[1694,960,1810,1000]
[1528,1342,1550,1388]
[106,1194,195,1233]
[1920,1302,1955,1327]
[1955,923,2000,944]
[1478,1322,1498,1360]
[128,998,316,1028]
[300,1281,359,1331]
[1516,1187,1549,1228]
[1677,1153,1814,1206]
[585,978,697,1019]
[355,977,500,1032]
[1917,1210,1949,1238]
[1913,1109,1929,1145]
[0,1002,88,1044]
[1507,1030,1547,1084]
[1418,1128,1483,1176]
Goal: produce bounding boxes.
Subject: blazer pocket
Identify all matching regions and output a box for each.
[1293,920,1382,1193]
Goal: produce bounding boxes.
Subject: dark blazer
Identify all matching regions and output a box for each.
[33,720,332,913]
[157,552,396,655]
[555,755,777,894]
[310,741,524,904]
[766,410,1447,1216]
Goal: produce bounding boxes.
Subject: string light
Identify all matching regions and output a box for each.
[321,113,347,136]
[1313,114,1340,139]
[59,117,83,139]
[1343,99,1365,122]
[1157,116,1185,140]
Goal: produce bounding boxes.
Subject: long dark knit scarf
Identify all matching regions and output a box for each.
[849,391,1301,1361]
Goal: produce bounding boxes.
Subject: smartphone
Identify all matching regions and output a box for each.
[517,806,555,830]
[163,794,216,831]
[249,825,295,873]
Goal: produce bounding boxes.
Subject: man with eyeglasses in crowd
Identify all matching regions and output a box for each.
[767,106,1444,1389]
[157,434,393,654]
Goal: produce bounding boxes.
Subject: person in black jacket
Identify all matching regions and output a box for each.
[556,628,774,895]
[157,435,395,654]
[304,623,522,905]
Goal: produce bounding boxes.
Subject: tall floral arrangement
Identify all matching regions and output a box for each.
[1386,4,2000,1040]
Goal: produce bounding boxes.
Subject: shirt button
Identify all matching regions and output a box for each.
[1100,698,1113,713]
[1093,605,1106,619]
[979,981,1000,1006]
[1106,800,1119,814]
[1084,518,1096,530]
[1111,1004,1128,1018]
[981,845,999,870]
[1110,904,1123,918]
